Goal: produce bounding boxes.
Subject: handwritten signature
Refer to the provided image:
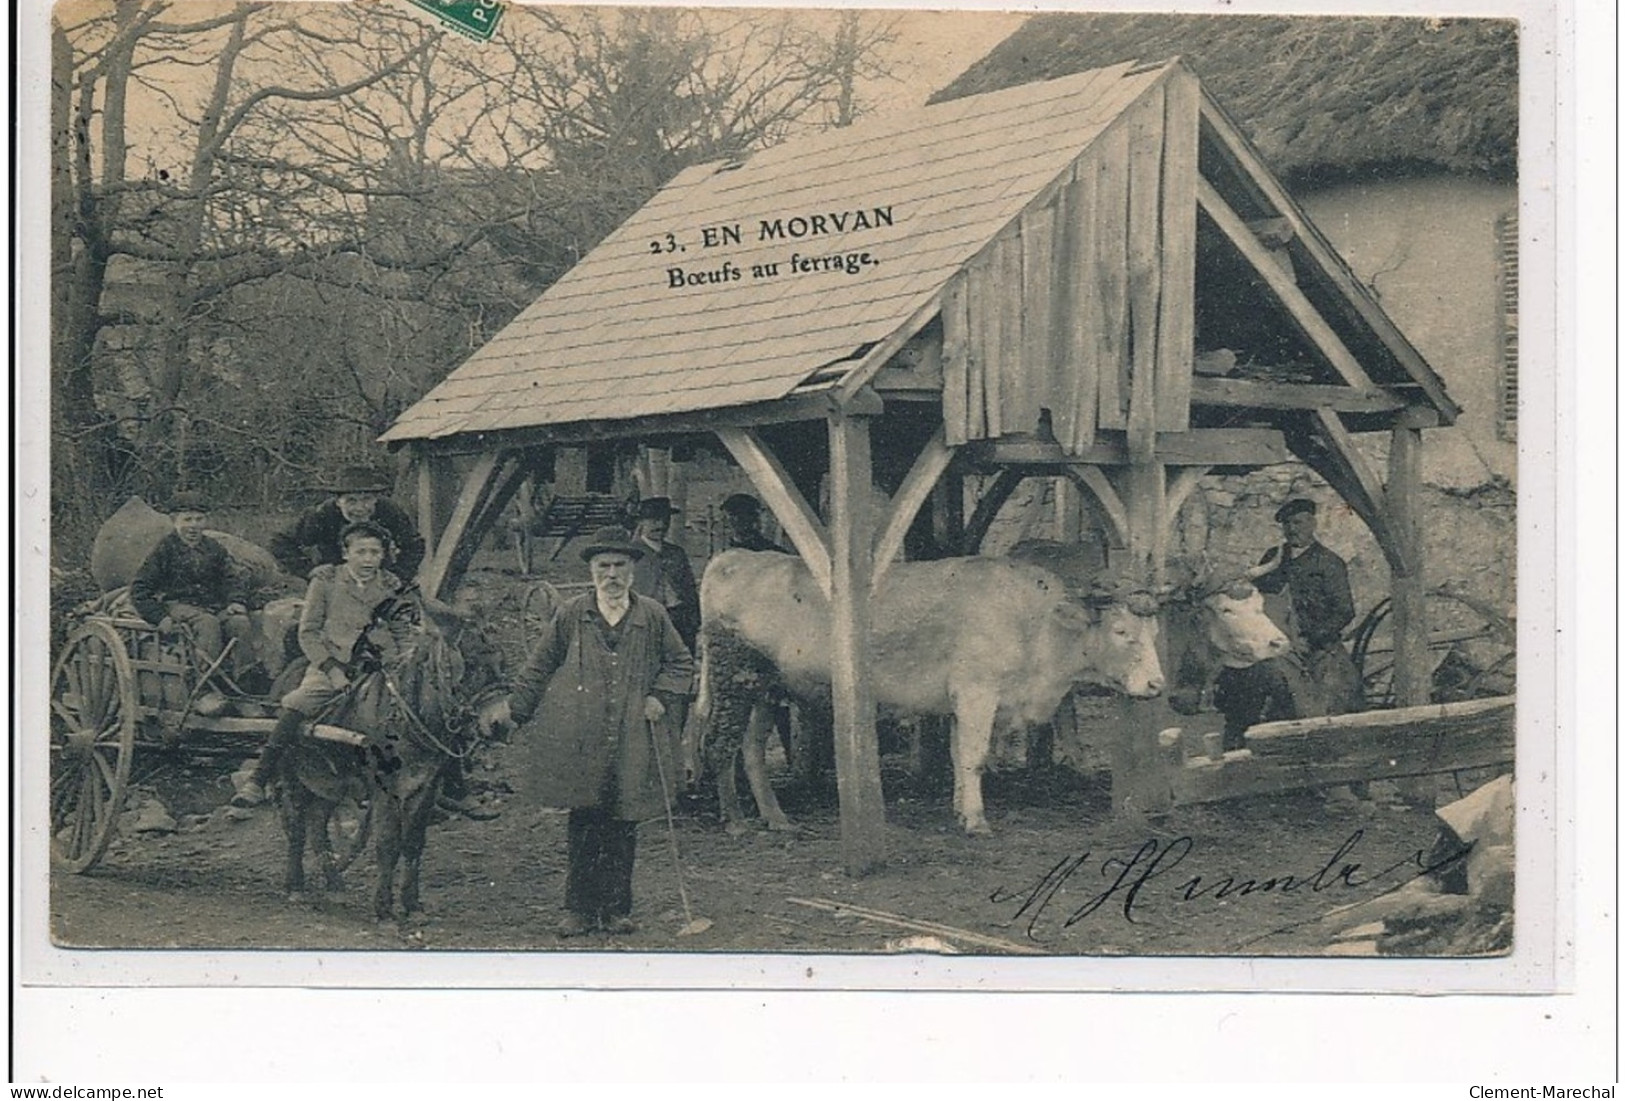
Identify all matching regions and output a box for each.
[988,830,1473,940]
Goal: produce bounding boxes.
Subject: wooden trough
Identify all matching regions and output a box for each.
[1159,696,1514,806]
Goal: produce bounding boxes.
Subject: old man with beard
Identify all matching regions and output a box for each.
[481,527,694,938]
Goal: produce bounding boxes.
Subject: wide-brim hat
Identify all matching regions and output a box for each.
[634,496,678,521]
[325,465,393,495]
[1273,497,1317,523]
[166,490,213,514]
[579,526,644,562]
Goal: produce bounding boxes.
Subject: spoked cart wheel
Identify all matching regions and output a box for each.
[1351,589,1516,710]
[50,621,139,872]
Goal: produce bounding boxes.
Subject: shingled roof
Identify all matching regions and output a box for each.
[383,60,1170,442]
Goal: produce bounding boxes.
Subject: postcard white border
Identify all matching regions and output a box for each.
[10,0,1614,1083]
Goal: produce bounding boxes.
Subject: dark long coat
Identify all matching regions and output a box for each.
[507,593,694,821]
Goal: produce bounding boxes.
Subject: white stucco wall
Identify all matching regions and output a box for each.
[1299,175,1518,488]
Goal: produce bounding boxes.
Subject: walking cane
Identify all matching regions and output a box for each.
[649,718,713,937]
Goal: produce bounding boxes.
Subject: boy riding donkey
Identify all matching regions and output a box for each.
[233,520,407,808]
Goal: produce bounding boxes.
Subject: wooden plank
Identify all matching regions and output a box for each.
[873,427,953,590]
[1016,204,1054,436]
[826,408,888,875]
[963,468,1026,554]
[1198,95,1458,423]
[981,233,1010,437]
[1091,120,1131,431]
[714,426,833,598]
[1197,177,1380,393]
[1155,68,1199,432]
[419,451,502,601]
[940,271,971,446]
[1125,85,1165,459]
[1247,695,1512,744]
[1190,375,1405,415]
[1173,698,1514,805]
[1064,465,1130,549]
[1051,168,1093,452]
[972,428,1288,468]
[965,250,992,440]
[1388,422,1429,707]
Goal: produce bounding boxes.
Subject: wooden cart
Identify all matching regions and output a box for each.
[49,610,368,873]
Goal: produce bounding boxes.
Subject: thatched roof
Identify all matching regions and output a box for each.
[933,14,1517,182]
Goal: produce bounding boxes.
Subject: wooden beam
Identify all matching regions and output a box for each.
[1156,66,1200,432]
[873,427,953,590]
[832,292,945,409]
[1063,465,1130,549]
[970,428,1288,468]
[1125,83,1165,458]
[1197,177,1379,393]
[1312,407,1392,545]
[409,387,883,455]
[1172,697,1513,806]
[1388,421,1429,707]
[1163,465,1212,543]
[962,468,1026,554]
[436,452,534,598]
[419,451,501,600]
[1198,94,1459,423]
[931,467,965,556]
[826,407,887,875]
[1190,375,1405,415]
[713,427,832,598]
[1286,428,1404,579]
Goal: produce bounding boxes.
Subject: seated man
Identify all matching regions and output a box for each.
[271,464,425,582]
[129,491,253,711]
[233,520,402,808]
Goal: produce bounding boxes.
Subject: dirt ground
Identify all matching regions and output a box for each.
[49,554,1489,958]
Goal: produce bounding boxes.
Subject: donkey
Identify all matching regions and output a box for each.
[272,593,497,921]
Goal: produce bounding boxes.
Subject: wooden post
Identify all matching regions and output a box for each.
[414,450,457,572]
[1055,477,1082,542]
[827,407,887,875]
[1389,417,1428,707]
[931,468,965,556]
[1110,459,1174,815]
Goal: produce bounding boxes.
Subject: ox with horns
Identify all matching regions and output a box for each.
[695,550,1166,837]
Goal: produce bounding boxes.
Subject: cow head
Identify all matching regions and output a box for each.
[1058,588,1165,699]
[1199,581,1291,668]
[1163,578,1291,714]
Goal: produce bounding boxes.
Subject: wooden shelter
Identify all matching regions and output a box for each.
[384,59,1457,874]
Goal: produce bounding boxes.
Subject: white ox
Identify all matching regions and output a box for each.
[696,550,1165,836]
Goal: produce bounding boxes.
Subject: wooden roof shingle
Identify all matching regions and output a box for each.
[383,60,1167,442]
